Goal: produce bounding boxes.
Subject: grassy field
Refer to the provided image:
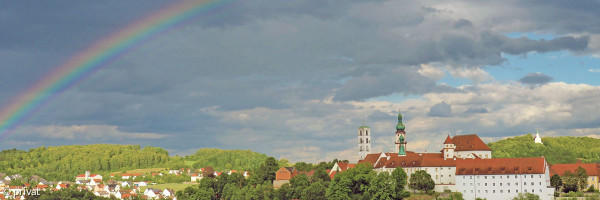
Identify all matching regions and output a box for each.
[112,168,167,174]
[140,183,195,192]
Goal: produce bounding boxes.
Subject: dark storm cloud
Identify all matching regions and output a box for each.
[333,67,458,101]
[428,102,452,117]
[519,72,554,85]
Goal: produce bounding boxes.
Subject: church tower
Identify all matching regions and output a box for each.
[358,124,371,160]
[443,135,455,160]
[394,112,407,156]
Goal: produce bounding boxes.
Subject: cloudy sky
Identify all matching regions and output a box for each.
[2,0,600,163]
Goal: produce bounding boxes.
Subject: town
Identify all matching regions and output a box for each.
[1,113,598,200]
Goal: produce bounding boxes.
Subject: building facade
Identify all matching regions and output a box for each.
[358,125,371,160]
[455,157,554,200]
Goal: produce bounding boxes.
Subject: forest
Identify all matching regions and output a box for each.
[488,134,600,164]
[185,149,290,171]
[0,144,184,181]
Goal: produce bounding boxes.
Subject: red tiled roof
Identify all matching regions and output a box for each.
[358,153,381,165]
[550,163,600,176]
[76,174,99,177]
[329,171,337,180]
[451,134,491,151]
[370,152,456,169]
[455,157,546,175]
[444,135,453,144]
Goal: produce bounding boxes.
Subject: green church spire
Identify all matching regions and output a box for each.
[396,113,405,130]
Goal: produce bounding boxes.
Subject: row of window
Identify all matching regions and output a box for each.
[463,182,542,186]
[463,189,543,194]
[463,175,543,179]
[359,130,369,136]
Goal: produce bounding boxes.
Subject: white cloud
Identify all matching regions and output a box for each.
[418,64,446,81]
[589,68,600,72]
[446,66,493,83]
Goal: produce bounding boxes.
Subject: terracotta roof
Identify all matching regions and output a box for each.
[358,153,382,165]
[444,135,453,144]
[455,157,546,175]
[550,163,600,176]
[76,174,99,177]
[370,152,456,169]
[451,134,491,151]
[283,167,295,173]
[329,171,337,180]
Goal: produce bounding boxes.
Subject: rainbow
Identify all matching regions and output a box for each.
[0,0,234,141]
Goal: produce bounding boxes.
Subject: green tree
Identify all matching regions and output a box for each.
[302,181,327,200]
[255,157,279,184]
[576,166,588,191]
[512,193,541,200]
[290,174,310,199]
[562,171,579,193]
[550,174,562,191]
[391,167,410,199]
[311,166,331,183]
[408,170,435,193]
[293,162,313,172]
[274,183,292,200]
[368,171,394,199]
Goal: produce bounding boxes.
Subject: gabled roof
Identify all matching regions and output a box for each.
[550,163,600,176]
[451,134,491,151]
[455,157,546,175]
[283,167,295,173]
[358,153,381,166]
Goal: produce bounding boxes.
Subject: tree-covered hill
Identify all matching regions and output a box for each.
[0,144,184,181]
[185,148,290,171]
[488,134,600,164]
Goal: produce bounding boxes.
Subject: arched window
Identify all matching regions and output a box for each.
[366,130,369,136]
[359,131,362,136]
[360,138,363,143]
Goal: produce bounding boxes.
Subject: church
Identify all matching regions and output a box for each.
[356,112,554,200]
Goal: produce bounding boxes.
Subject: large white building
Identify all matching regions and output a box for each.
[357,112,554,199]
[455,157,554,200]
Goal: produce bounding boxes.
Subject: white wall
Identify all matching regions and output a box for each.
[456,173,554,200]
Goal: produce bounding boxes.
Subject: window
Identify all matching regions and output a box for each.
[500,190,503,193]
[366,130,369,136]
[524,182,527,185]
[539,182,541,185]
[500,183,502,186]
[531,175,533,178]
[471,190,473,193]
[539,175,541,178]
[508,190,511,193]
[485,183,487,186]
[493,190,495,193]
[470,183,473,186]
[485,190,488,193]
[477,183,480,186]
[493,183,495,186]
[525,189,527,193]
[492,176,495,179]
[507,175,509,179]
[463,183,465,186]
[539,189,542,193]
[515,175,517,178]
[485,176,487,179]
[516,182,518,186]
[516,190,519,193]
[508,183,510,186]
[462,176,465,179]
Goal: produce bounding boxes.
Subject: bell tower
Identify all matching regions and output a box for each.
[358,118,371,160]
[394,111,407,156]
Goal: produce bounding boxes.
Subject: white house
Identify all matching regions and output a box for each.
[133,181,148,187]
[162,188,175,197]
[191,173,203,182]
[455,157,554,200]
[75,171,102,181]
[445,135,492,159]
[144,188,162,199]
